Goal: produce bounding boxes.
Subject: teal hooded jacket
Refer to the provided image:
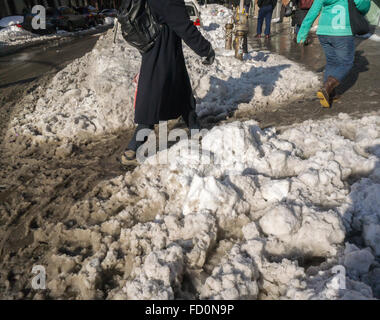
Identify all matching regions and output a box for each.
[297,0,371,43]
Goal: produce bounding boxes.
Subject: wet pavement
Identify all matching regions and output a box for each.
[238,20,380,128]
[0,33,100,90]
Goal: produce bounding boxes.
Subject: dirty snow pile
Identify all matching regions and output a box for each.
[6,15,318,145]
[0,25,39,44]
[201,4,234,25]
[104,17,116,25]
[199,4,234,49]
[0,23,110,49]
[7,112,379,300]
[0,16,24,28]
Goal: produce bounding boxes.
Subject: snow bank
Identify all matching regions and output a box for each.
[6,8,318,144]
[0,25,38,43]
[200,4,234,48]
[104,17,115,25]
[0,22,110,49]
[0,16,24,28]
[5,112,379,300]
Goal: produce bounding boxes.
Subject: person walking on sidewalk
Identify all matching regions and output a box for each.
[120,0,215,165]
[297,0,371,107]
[244,0,252,14]
[292,0,314,44]
[255,0,278,39]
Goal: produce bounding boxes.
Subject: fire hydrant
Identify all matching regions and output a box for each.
[225,23,234,50]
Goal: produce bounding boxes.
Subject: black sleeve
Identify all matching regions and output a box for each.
[149,0,212,57]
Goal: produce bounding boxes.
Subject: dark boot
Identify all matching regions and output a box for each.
[331,88,341,102]
[185,110,201,130]
[120,124,154,166]
[317,76,340,108]
[182,97,201,130]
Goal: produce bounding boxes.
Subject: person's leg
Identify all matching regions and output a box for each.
[317,35,341,107]
[331,36,355,82]
[127,124,154,152]
[264,5,274,36]
[121,123,154,165]
[279,3,285,22]
[318,35,336,83]
[257,7,265,35]
[182,95,201,130]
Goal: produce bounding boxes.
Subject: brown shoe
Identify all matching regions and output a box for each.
[255,34,262,38]
[316,76,340,108]
[265,34,271,40]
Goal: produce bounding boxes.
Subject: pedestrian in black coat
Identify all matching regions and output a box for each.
[121,0,215,165]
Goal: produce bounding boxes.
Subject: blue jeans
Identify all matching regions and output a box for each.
[257,5,273,35]
[318,35,355,83]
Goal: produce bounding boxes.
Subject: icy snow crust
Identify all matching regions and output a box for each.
[6,4,318,144]
[3,5,380,300]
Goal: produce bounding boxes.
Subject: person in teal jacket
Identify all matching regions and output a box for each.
[297,0,371,107]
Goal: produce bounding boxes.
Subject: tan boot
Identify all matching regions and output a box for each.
[120,149,138,167]
[317,76,340,108]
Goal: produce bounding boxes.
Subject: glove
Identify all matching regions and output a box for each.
[202,47,215,65]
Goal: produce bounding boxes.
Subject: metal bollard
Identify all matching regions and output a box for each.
[239,13,249,54]
[235,20,249,59]
[234,29,245,60]
[243,31,248,54]
[234,10,249,60]
[225,23,234,50]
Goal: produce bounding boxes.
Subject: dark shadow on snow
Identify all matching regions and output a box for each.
[198,64,291,118]
[203,23,219,32]
[342,144,380,298]
[245,51,270,62]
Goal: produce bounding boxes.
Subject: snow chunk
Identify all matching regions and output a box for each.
[201,245,259,300]
[124,245,184,300]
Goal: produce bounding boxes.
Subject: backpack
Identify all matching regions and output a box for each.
[298,0,314,9]
[348,0,370,35]
[117,0,162,53]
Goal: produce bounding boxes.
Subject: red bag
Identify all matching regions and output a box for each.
[133,73,139,110]
[299,0,314,9]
